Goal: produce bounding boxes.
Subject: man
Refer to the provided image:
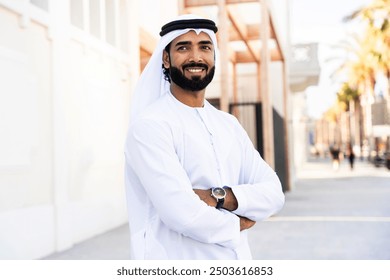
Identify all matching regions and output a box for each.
[124,14,284,260]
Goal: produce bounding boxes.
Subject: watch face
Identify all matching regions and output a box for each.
[212,187,226,199]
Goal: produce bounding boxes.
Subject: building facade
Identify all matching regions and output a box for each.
[0,0,140,259]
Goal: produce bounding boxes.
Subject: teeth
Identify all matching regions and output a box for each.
[187,68,203,73]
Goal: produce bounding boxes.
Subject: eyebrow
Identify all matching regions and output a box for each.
[199,40,213,45]
[174,40,213,47]
[174,41,191,47]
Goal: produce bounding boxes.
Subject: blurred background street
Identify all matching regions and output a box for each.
[44,158,390,260]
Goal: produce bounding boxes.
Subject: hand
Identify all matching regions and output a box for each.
[193,189,216,207]
[193,187,238,210]
[239,216,256,231]
[223,187,238,211]
[193,189,255,231]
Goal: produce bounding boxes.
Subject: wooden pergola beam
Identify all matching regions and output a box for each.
[227,7,259,63]
[229,48,237,63]
[235,51,255,63]
[269,14,284,61]
[260,0,275,168]
[217,0,230,112]
[270,48,282,61]
[234,48,282,63]
[182,0,282,64]
[229,23,275,41]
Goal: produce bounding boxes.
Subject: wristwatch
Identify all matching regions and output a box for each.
[211,187,227,209]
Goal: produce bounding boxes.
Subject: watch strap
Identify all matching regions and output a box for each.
[216,198,225,209]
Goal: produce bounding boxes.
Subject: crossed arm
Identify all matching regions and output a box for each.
[193,188,256,231]
[128,118,283,246]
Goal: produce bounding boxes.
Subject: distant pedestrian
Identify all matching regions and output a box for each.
[330,145,340,171]
[347,145,355,170]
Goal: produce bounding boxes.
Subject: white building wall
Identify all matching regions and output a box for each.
[0,4,55,259]
[0,0,138,259]
[140,0,178,37]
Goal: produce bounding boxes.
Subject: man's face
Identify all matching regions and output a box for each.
[163,31,215,91]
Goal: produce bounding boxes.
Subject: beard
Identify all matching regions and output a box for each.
[169,63,215,92]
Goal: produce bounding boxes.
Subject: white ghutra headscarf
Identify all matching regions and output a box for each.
[130,14,219,122]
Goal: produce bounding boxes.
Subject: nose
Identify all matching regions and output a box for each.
[188,48,203,62]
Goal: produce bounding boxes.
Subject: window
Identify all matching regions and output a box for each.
[119,0,128,52]
[70,0,84,29]
[30,0,49,11]
[68,0,129,51]
[105,0,116,45]
[89,0,101,38]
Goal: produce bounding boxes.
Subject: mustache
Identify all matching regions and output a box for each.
[182,62,208,70]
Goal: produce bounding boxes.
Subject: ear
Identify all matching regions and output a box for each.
[163,50,170,69]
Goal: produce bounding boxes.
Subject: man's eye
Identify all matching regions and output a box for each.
[178,46,188,51]
[202,46,212,50]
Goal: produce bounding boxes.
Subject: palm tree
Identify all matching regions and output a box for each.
[326,0,390,154]
[331,33,377,151]
[345,0,390,89]
[323,101,346,148]
[344,0,390,153]
[320,0,390,158]
[337,82,361,147]
[337,83,359,109]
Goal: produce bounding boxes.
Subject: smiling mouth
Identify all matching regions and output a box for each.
[186,67,204,73]
[183,63,208,74]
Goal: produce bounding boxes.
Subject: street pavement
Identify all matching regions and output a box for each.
[249,158,390,260]
[44,158,390,260]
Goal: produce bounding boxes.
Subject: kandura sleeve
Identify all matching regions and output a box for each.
[125,118,240,248]
[229,122,285,222]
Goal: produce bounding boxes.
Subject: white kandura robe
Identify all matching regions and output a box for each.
[124,92,285,260]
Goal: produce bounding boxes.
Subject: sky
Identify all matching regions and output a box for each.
[290,0,373,118]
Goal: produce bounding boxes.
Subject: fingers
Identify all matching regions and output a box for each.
[239,216,256,231]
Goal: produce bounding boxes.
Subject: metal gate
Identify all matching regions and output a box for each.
[230,102,288,192]
[229,102,264,157]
